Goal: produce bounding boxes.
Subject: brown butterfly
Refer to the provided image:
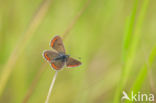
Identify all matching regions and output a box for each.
[43,35,82,70]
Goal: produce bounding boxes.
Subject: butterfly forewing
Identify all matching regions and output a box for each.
[66,57,81,68]
[51,60,65,70]
[43,50,59,62]
[50,35,65,54]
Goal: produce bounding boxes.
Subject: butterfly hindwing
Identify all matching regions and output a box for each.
[50,35,65,54]
[66,57,81,68]
[51,60,65,70]
[43,50,59,62]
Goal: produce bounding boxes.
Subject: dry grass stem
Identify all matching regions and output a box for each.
[0,0,53,97]
[45,71,58,103]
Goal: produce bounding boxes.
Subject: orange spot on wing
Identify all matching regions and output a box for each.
[68,64,80,67]
[51,63,57,69]
[51,37,58,47]
[44,53,50,61]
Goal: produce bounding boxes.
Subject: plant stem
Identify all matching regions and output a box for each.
[45,71,58,103]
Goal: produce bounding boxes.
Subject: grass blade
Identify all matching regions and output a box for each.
[0,0,53,97]
[122,0,138,62]
[62,0,91,39]
[113,0,150,102]
[131,45,156,94]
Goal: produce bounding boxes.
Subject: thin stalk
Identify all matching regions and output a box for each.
[45,71,58,103]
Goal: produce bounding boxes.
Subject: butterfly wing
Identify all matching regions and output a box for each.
[51,60,65,70]
[66,57,82,68]
[50,35,65,54]
[43,50,59,62]
[43,50,65,70]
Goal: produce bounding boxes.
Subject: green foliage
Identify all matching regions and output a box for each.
[0,0,155,103]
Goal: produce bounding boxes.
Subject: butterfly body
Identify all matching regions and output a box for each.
[53,54,69,62]
[43,35,81,70]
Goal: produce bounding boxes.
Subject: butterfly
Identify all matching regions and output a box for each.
[43,35,82,70]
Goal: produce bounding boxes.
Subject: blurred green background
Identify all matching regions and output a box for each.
[0,0,156,103]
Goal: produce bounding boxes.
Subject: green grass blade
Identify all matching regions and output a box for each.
[113,0,139,102]
[113,0,150,102]
[131,45,156,94]
[122,1,138,63]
